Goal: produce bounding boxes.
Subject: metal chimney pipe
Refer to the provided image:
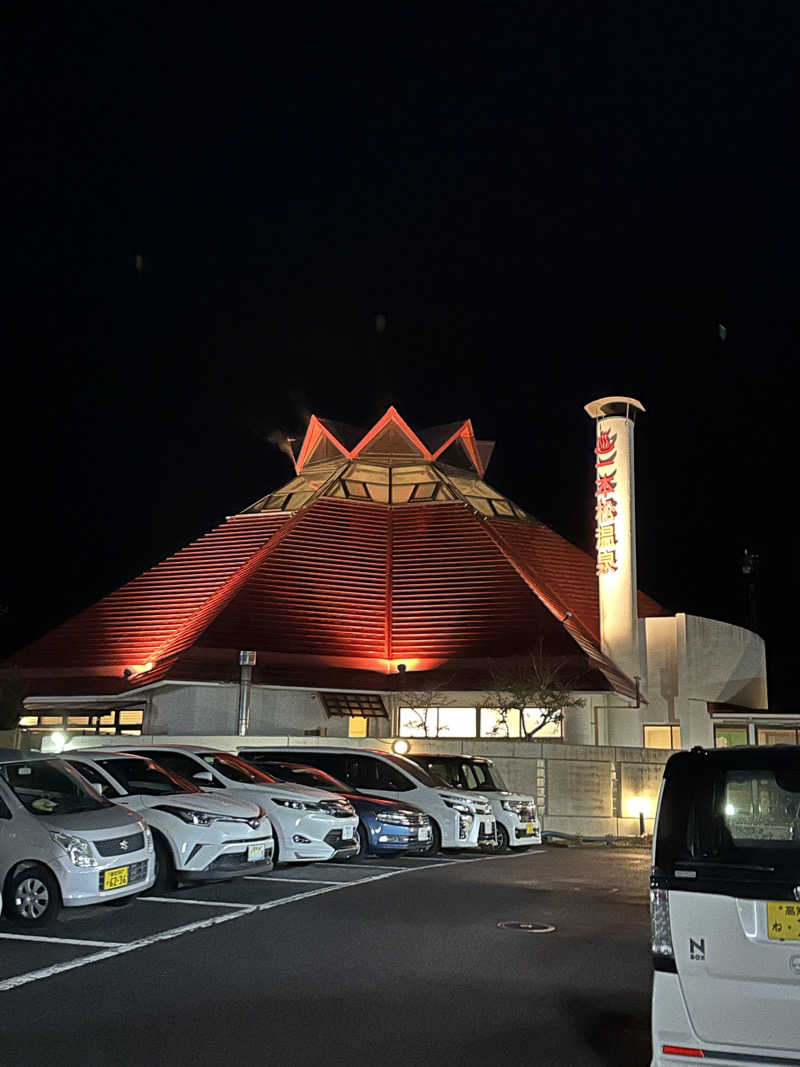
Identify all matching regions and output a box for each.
[584,396,645,684]
[237,651,256,736]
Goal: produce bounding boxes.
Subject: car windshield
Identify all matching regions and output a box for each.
[418,757,508,791]
[381,752,442,787]
[1,759,112,816]
[97,758,199,796]
[205,752,277,784]
[264,763,351,793]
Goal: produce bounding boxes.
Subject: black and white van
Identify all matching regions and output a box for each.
[650,745,800,1065]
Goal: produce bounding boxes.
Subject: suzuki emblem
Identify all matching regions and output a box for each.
[119,839,129,851]
[793,886,800,902]
[790,955,800,977]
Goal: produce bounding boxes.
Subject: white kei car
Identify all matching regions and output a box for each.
[0,748,154,925]
[64,751,273,891]
[119,746,359,864]
[651,745,800,1066]
[406,753,541,851]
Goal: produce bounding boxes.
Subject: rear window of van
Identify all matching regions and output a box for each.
[655,749,800,879]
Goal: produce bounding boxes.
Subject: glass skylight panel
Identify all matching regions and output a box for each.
[392,465,436,484]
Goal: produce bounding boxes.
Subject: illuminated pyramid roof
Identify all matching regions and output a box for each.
[7,408,662,699]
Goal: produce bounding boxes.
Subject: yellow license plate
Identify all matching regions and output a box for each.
[103,866,129,891]
[767,901,800,940]
[526,823,534,835]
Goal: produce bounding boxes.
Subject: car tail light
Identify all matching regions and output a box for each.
[662,1046,704,1058]
[650,888,674,959]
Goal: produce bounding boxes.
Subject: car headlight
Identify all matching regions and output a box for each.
[381,811,413,826]
[271,797,319,811]
[440,795,473,816]
[50,831,98,868]
[501,800,524,813]
[138,821,154,849]
[153,806,216,826]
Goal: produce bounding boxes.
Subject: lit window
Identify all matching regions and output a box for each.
[118,709,144,726]
[480,708,522,738]
[522,708,563,739]
[348,716,368,738]
[714,725,748,748]
[644,725,681,749]
[399,707,436,737]
[399,707,477,738]
[18,716,37,727]
[757,727,800,746]
[437,708,478,738]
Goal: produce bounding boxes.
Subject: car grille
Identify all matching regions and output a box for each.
[97,860,148,891]
[204,847,273,873]
[94,831,145,857]
[399,812,430,828]
[324,828,355,847]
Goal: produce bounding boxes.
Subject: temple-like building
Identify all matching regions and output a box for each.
[6,402,769,751]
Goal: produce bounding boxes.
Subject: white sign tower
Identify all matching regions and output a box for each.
[584,396,645,686]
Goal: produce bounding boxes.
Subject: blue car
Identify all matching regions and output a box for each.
[241,758,433,859]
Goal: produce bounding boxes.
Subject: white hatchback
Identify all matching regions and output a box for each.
[119,746,359,863]
[64,751,273,891]
[651,745,800,1065]
[0,748,153,925]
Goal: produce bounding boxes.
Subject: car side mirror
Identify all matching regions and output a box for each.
[192,771,214,784]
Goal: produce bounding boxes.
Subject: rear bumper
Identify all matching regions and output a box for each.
[651,971,800,1065]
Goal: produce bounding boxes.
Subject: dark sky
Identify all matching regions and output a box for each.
[5,6,799,703]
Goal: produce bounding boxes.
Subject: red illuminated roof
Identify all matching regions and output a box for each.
[6,408,663,700]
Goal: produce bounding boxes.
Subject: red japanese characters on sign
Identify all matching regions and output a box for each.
[595,430,618,575]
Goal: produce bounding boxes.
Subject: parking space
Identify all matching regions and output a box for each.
[0,851,513,993]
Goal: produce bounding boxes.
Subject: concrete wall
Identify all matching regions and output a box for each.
[149,684,391,738]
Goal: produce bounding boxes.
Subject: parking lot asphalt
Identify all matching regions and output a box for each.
[0,845,652,1066]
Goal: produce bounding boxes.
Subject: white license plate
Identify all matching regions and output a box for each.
[418,827,430,840]
[342,824,354,840]
[247,843,266,862]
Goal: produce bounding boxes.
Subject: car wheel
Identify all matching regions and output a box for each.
[417,820,442,857]
[5,864,61,927]
[482,821,510,853]
[146,834,177,893]
[339,821,368,862]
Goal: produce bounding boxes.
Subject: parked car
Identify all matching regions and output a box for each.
[64,751,273,891]
[117,746,359,863]
[650,744,800,1065]
[405,753,541,851]
[0,748,154,926]
[240,757,432,860]
[238,746,496,854]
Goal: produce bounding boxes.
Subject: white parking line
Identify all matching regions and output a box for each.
[0,868,403,993]
[328,863,423,871]
[245,876,346,885]
[140,897,252,908]
[0,932,124,949]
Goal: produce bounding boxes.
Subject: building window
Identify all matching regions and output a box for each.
[756,726,800,746]
[480,707,563,740]
[348,716,368,738]
[714,725,749,748]
[320,693,387,719]
[18,709,144,738]
[643,725,682,750]
[399,707,477,738]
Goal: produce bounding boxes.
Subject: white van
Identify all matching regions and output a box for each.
[239,746,497,853]
[0,748,154,926]
[405,752,541,851]
[650,745,800,1065]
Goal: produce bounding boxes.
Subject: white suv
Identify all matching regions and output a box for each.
[64,751,273,891]
[239,746,497,853]
[119,746,358,863]
[406,753,541,850]
[651,745,800,1065]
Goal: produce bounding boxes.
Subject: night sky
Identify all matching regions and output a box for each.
[5,7,798,705]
